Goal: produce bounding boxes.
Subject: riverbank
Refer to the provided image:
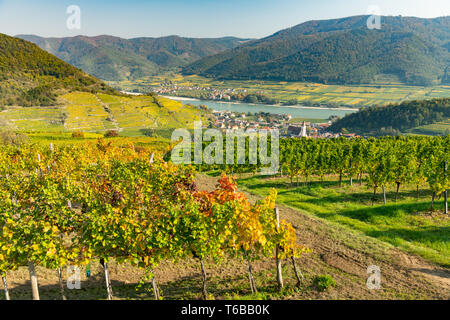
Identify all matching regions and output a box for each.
[162,95,358,119]
[162,95,357,111]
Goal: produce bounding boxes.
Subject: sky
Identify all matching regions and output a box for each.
[0,0,449,39]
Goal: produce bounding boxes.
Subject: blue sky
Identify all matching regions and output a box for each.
[0,0,449,39]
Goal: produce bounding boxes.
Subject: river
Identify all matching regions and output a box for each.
[163,96,357,120]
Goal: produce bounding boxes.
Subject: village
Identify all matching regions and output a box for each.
[153,83,244,101]
[152,83,360,139]
[211,110,358,139]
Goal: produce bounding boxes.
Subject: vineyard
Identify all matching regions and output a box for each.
[198,136,449,212]
[0,91,210,136]
[0,140,308,300]
[191,135,449,270]
[0,135,449,300]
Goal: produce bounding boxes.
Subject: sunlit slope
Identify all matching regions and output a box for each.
[0,92,209,133]
[184,16,450,86]
[17,34,250,81]
[0,33,115,107]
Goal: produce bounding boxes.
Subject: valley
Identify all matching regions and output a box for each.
[109,74,450,135]
[110,74,450,108]
[0,7,449,303]
[18,35,250,81]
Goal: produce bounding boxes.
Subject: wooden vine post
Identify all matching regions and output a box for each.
[28,153,41,300]
[274,207,284,290]
[49,143,67,301]
[151,273,160,300]
[2,275,10,300]
[349,158,353,187]
[445,161,448,215]
[101,259,113,300]
[3,176,12,300]
[29,262,40,300]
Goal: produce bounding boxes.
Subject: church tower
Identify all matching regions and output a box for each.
[300,121,307,138]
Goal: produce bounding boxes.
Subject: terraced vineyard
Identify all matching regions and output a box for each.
[0,107,65,132]
[62,93,114,132]
[96,93,154,130]
[0,92,210,135]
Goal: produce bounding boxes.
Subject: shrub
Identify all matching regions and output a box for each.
[104,130,119,138]
[313,275,336,291]
[134,146,145,153]
[0,131,29,146]
[72,131,84,138]
[141,129,154,137]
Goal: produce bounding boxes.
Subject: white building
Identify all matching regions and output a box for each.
[300,121,308,138]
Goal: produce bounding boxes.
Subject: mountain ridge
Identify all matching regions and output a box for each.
[17,34,251,81]
[183,15,450,86]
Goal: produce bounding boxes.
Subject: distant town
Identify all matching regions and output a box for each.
[210,110,358,139]
[153,83,247,102]
[119,90,359,138]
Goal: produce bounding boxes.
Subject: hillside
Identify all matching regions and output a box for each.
[17,35,250,81]
[0,91,210,135]
[0,33,115,107]
[183,15,450,86]
[329,98,450,135]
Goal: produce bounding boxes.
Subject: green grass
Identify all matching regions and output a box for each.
[313,275,337,291]
[408,119,450,136]
[237,175,450,267]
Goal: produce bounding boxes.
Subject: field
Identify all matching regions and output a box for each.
[0,91,210,136]
[408,120,450,136]
[108,74,450,108]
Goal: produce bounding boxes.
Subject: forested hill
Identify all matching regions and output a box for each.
[17,35,250,81]
[0,33,115,107]
[183,15,450,86]
[329,98,450,135]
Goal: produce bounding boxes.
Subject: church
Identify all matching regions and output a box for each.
[287,121,308,138]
